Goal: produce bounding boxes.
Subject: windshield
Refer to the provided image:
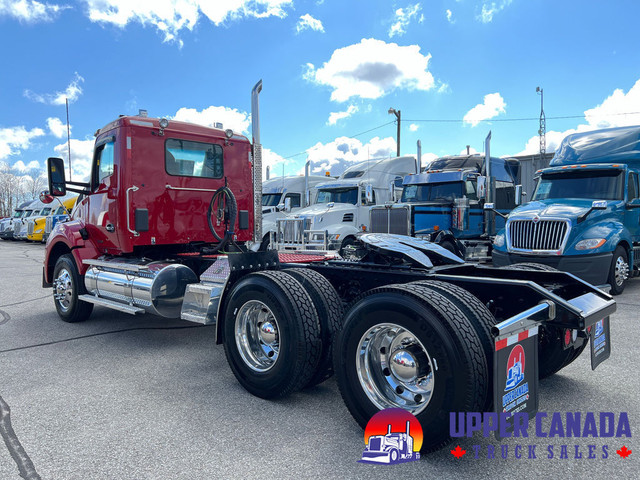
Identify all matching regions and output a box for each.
[533,170,624,201]
[12,211,23,218]
[316,187,359,205]
[262,193,282,206]
[41,207,51,215]
[54,206,66,215]
[401,181,465,202]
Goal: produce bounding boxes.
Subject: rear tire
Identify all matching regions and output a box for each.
[410,280,496,410]
[52,254,93,323]
[222,271,321,399]
[283,268,344,387]
[333,283,487,452]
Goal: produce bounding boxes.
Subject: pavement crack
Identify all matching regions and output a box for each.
[0,395,41,480]
[0,296,50,309]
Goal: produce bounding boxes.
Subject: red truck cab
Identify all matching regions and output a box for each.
[44,115,254,285]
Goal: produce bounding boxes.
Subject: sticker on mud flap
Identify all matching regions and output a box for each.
[590,316,611,371]
[494,327,539,438]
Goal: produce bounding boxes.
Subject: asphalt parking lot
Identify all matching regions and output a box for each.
[0,240,637,479]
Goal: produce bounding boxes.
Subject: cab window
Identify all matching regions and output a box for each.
[285,193,301,208]
[166,139,223,178]
[628,172,638,200]
[92,140,115,189]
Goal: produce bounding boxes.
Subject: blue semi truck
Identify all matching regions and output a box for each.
[370,153,520,261]
[492,125,640,294]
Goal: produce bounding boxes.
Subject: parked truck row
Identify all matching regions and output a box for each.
[0,196,77,242]
[37,81,615,453]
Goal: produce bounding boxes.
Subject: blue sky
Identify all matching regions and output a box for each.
[1,0,640,181]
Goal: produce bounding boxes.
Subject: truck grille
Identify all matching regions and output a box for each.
[13,222,21,234]
[370,207,409,235]
[45,216,52,234]
[508,219,569,252]
[27,220,35,235]
[0,223,5,233]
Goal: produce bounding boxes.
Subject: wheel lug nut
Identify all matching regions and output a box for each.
[383,368,391,376]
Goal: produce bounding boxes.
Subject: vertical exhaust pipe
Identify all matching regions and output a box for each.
[416,140,422,173]
[304,160,310,207]
[387,424,392,435]
[266,165,270,180]
[251,80,263,243]
[406,420,410,436]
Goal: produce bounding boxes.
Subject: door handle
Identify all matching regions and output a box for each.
[105,223,115,232]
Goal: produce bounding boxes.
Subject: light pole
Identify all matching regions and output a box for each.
[388,108,401,157]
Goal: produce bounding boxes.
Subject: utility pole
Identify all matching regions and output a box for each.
[536,87,546,159]
[388,108,401,156]
[66,97,72,181]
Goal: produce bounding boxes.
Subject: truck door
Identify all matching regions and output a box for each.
[86,135,120,252]
[625,172,640,242]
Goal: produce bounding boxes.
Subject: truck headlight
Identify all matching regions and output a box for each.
[328,234,341,241]
[493,234,505,247]
[575,238,606,250]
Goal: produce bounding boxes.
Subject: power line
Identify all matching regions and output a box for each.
[279,111,640,161]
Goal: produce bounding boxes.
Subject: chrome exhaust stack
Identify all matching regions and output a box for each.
[252,79,263,244]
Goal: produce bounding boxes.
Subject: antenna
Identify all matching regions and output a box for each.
[66,97,72,181]
[536,87,546,158]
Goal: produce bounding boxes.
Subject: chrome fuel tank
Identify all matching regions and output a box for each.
[84,260,198,318]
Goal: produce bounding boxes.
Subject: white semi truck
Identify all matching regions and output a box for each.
[276,156,417,253]
[261,167,335,245]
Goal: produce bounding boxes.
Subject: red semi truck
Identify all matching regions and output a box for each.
[42,81,615,452]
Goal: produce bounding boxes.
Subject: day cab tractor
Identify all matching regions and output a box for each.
[42,81,616,452]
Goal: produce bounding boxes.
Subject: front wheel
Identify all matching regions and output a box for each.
[52,254,93,323]
[608,245,629,295]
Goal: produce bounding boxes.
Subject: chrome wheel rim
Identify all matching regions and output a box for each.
[235,300,280,372]
[54,268,73,312]
[357,323,435,414]
[615,256,629,287]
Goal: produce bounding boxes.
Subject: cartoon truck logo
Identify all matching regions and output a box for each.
[360,421,420,464]
[505,344,525,391]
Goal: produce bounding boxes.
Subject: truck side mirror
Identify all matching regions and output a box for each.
[284,197,292,213]
[47,157,66,197]
[515,185,523,206]
[365,184,374,204]
[39,190,54,204]
[477,176,487,199]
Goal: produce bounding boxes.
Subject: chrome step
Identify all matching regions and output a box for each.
[180,283,219,325]
[78,294,145,315]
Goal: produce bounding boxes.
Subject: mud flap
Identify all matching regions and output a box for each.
[590,316,611,370]
[493,325,540,437]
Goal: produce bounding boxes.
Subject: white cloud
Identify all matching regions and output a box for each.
[327,105,358,125]
[296,13,324,34]
[584,78,640,129]
[53,138,95,182]
[172,105,251,134]
[0,126,46,160]
[262,147,288,179]
[0,0,66,23]
[409,123,419,132]
[446,9,453,23]
[477,0,512,24]
[304,136,397,176]
[389,3,423,38]
[516,78,640,155]
[47,117,69,138]
[463,92,506,127]
[305,38,435,102]
[83,0,293,45]
[11,160,41,172]
[24,72,84,105]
